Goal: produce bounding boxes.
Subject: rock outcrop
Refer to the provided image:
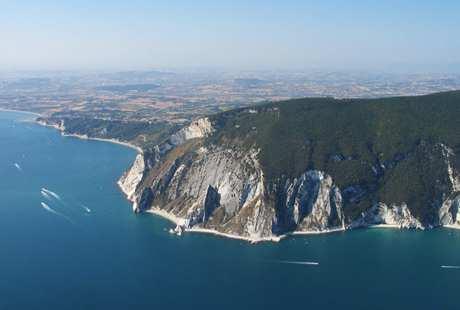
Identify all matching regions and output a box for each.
[439,196,460,226]
[169,118,214,145]
[118,153,145,202]
[117,91,460,242]
[118,118,349,240]
[351,203,423,229]
[438,144,460,227]
[280,171,345,232]
[119,118,460,241]
[120,144,348,240]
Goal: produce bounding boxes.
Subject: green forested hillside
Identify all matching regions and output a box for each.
[209,91,460,223]
[40,117,179,149]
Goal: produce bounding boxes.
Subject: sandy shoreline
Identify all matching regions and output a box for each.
[187,228,284,243]
[146,208,352,243]
[444,224,460,230]
[144,206,460,243]
[368,224,401,229]
[62,133,143,154]
[145,208,284,243]
[0,108,142,154]
[146,208,183,226]
[290,227,346,235]
[36,119,143,154]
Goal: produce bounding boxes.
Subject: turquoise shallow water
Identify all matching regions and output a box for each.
[1,111,460,309]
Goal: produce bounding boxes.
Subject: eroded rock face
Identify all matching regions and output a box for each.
[169,118,214,146]
[203,185,220,222]
[151,146,273,238]
[438,144,460,227]
[282,171,345,232]
[118,153,145,201]
[119,141,347,239]
[441,144,460,192]
[351,203,423,229]
[439,195,460,226]
[117,118,460,241]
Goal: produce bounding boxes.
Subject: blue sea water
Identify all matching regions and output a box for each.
[1,111,460,309]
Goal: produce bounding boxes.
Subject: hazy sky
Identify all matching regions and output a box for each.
[1,0,460,72]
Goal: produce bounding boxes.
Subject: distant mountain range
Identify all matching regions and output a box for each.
[95,83,160,93]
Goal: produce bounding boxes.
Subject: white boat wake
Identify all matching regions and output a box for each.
[14,163,22,171]
[40,202,73,224]
[41,188,61,200]
[441,265,460,269]
[276,260,320,266]
[80,204,91,213]
[40,190,52,200]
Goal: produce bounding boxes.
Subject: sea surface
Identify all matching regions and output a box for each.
[1,111,460,309]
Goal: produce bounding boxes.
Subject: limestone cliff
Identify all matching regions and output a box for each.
[351,203,423,229]
[119,120,460,241]
[120,144,348,240]
[118,154,145,203]
[118,92,460,241]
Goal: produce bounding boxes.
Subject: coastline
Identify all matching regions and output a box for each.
[0,109,143,154]
[36,119,143,154]
[368,224,402,229]
[146,208,284,243]
[62,133,143,154]
[290,227,347,235]
[0,107,42,117]
[3,108,412,243]
[143,206,455,243]
[145,207,353,243]
[19,109,460,244]
[444,224,460,230]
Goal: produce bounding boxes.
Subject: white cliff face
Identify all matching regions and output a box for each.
[137,140,348,238]
[169,118,214,146]
[440,143,460,192]
[174,149,263,215]
[117,124,460,241]
[439,196,460,226]
[118,153,145,201]
[37,119,65,131]
[120,138,406,240]
[284,171,345,232]
[148,147,274,238]
[438,144,460,227]
[352,203,423,229]
[117,118,214,211]
[117,139,460,240]
[138,132,349,239]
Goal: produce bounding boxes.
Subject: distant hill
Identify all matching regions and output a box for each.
[6,78,51,89]
[233,78,268,88]
[99,70,176,80]
[95,83,160,93]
